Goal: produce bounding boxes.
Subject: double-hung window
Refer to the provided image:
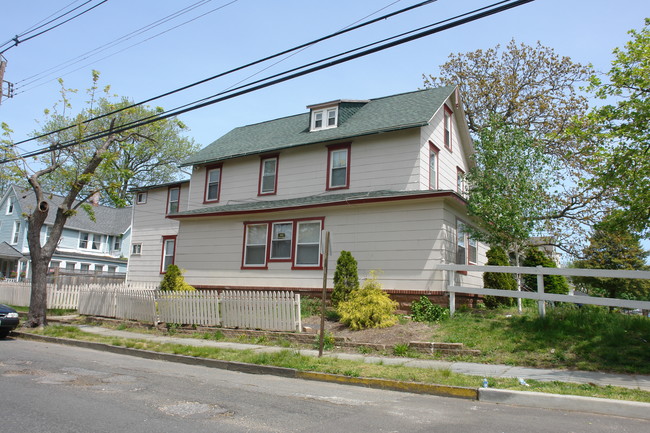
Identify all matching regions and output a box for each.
[244,224,269,267]
[259,156,278,195]
[456,220,477,265]
[161,236,176,273]
[295,220,322,267]
[79,232,101,250]
[167,186,180,214]
[444,105,453,150]
[11,221,20,244]
[6,198,14,215]
[327,144,350,190]
[136,192,147,204]
[204,165,222,202]
[132,243,142,255]
[311,107,338,131]
[457,167,467,197]
[270,222,292,260]
[79,232,89,249]
[429,142,439,189]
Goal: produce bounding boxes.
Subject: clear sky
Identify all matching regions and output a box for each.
[1,0,647,149]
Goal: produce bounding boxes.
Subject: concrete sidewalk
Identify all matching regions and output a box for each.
[76,325,650,391]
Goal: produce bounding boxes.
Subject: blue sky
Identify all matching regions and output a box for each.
[1,0,647,150]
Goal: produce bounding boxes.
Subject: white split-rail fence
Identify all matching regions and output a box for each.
[435,264,650,317]
[0,282,301,332]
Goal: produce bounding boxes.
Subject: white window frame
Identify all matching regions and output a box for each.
[294,220,322,268]
[270,222,293,260]
[456,220,477,265]
[132,243,142,255]
[429,143,439,190]
[161,237,176,273]
[6,197,14,215]
[168,187,180,214]
[113,236,121,251]
[205,167,222,202]
[243,223,269,267]
[328,146,349,190]
[79,232,102,251]
[311,107,338,131]
[259,157,278,195]
[11,221,21,245]
[136,192,147,204]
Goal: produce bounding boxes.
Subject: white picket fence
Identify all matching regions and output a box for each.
[0,281,301,332]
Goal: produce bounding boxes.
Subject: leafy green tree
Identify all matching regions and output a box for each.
[0,72,195,326]
[573,213,650,300]
[578,19,650,236]
[522,247,569,295]
[159,265,195,292]
[331,250,359,307]
[483,246,517,309]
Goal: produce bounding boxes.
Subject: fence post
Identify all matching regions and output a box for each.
[537,265,546,318]
[447,269,455,317]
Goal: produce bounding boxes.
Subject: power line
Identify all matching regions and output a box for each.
[0,0,110,55]
[2,0,535,164]
[11,0,437,149]
[14,0,234,92]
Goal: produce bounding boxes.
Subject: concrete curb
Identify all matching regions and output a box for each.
[14,332,650,419]
[479,388,650,420]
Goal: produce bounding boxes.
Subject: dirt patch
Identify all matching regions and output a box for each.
[302,316,436,345]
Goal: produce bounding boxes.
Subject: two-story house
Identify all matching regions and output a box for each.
[127,86,486,295]
[0,185,132,280]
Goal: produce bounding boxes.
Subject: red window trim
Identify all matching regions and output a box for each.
[429,141,440,190]
[166,185,181,215]
[160,235,177,274]
[326,143,351,191]
[455,218,477,274]
[258,154,279,196]
[241,217,324,270]
[444,104,453,151]
[203,164,223,204]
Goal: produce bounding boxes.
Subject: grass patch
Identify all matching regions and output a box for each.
[432,305,650,374]
[21,324,650,403]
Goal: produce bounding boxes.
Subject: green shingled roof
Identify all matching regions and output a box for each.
[181,86,455,167]
[169,189,460,218]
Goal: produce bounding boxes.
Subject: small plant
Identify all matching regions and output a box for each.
[410,296,449,323]
[159,265,196,291]
[337,271,398,330]
[313,331,336,351]
[116,323,127,330]
[166,322,181,335]
[393,343,410,357]
[331,251,359,307]
[300,297,322,318]
[343,369,361,377]
[357,345,372,355]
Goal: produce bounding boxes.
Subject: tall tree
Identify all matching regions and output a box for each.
[425,40,608,254]
[0,72,196,326]
[573,212,650,300]
[578,19,650,236]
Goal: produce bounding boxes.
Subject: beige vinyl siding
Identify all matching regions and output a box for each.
[176,197,485,292]
[186,129,422,211]
[128,186,184,282]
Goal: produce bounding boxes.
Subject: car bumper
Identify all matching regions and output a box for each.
[0,318,20,330]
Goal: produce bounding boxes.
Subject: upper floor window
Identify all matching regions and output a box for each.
[327,144,350,190]
[6,198,14,215]
[429,142,439,190]
[204,165,222,203]
[113,236,121,251]
[259,156,278,195]
[161,235,177,273]
[444,105,453,150]
[136,192,147,204]
[79,232,102,250]
[311,107,338,131]
[457,167,467,198]
[132,243,142,255]
[167,186,180,214]
[11,221,20,244]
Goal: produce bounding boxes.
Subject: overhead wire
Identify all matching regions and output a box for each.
[10,0,438,149]
[14,0,236,92]
[2,0,535,164]
[0,0,109,54]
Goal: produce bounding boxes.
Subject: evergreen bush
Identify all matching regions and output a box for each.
[522,247,569,294]
[411,296,449,322]
[483,246,517,308]
[159,264,195,291]
[337,271,398,330]
[331,251,359,307]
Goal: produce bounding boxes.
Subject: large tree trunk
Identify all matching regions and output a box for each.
[27,258,49,327]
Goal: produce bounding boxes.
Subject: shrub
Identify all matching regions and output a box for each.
[159,265,196,291]
[337,271,398,330]
[331,251,359,307]
[411,296,449,323]
[483,246,517,308]
[300,296,322,318]
[522,247,569,294]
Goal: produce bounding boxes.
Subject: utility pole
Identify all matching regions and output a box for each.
[0,55,15,105]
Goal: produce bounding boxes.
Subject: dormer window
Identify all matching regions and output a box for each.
[310,106,338,131]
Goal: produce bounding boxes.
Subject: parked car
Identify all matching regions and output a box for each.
[0,304,20,339]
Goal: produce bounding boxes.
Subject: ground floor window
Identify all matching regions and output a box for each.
[456,220,477,265]
[161,236,177,273]
[242,217,324,269]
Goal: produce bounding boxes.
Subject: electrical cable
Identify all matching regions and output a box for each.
[0,0,109,54]
[10,0,438,148]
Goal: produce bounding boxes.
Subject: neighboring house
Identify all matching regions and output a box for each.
[0,185,132,280]
[127,87,487,294]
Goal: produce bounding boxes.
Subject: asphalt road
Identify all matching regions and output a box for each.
[1,338,645,433]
